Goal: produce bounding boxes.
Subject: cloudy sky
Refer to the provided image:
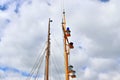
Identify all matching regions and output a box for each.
[0,0,120,80]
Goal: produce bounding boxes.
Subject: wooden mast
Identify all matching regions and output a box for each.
[62,10,69,80]
[62,10,76,80]
[45,18,52,80]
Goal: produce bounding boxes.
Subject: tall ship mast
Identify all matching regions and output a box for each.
[45,18,52,80]
[62,10,76,80]
[26,10,76,80]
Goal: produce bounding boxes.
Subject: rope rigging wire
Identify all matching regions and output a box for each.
[34,50,46,80]
[27,51,45,80]
[47,27,64,80]
[51,34,64,57]
[26,41,47,80]
[50,31,65,80]
[51,35,65,67]
[51,50,63,80]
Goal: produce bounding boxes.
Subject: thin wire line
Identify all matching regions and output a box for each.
[26,41,47,80]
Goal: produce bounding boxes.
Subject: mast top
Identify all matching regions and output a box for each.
[63,9,65,14]
[49,18,53,22]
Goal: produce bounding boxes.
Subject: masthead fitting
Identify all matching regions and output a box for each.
[63,9,65,14]
[49,18,53,22]
[63,11,65,14]
[50,20,53,22]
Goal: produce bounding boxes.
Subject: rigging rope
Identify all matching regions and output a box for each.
[34,51,45,80]
[51,50,63,80]
[26,41,47,80]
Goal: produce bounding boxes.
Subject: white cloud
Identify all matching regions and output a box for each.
[90,58,120,72]
[0,0,120,80]
[83,68,97,80]
[98,72,120,80]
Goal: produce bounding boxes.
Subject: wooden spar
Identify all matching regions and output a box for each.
[62,10,69,80]
[45,18,52,80]
[62,10,76,80]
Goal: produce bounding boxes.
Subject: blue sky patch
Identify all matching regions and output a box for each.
[0,4,8,11]
[0,66,25,76]
[0,0,29,14]
[0,65,40,78]
[100,0,110,2]
[0,66,19,73]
